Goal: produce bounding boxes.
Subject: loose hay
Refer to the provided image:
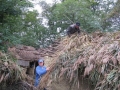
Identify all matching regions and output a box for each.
[0,51,37,90]
[38,32,120,90]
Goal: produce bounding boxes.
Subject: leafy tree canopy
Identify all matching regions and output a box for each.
[0,0,47,51]
[41,0,119,33]
[0,0,120,51]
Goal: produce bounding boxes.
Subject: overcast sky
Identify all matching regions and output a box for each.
[29,0,54,13]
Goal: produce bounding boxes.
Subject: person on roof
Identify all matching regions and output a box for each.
[67,22,81,37]
[34,59,50,89]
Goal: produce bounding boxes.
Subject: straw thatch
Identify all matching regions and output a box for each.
[8,45,41,61]
[8,43,60,62]
[38,31,120,90]
[0,51,37,90]
[2,31,120,90]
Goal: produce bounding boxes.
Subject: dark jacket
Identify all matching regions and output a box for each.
[67,24,80,36]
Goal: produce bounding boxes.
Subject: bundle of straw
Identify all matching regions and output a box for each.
[38,50,65,89]
[36,31,120,90]
[0,51,37,90]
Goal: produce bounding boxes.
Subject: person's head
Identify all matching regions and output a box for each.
[76,22,80,26]
[75,22,80,29]
[38,59,44,66]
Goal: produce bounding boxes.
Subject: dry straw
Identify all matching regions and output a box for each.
[38,31,120,90]
[0,51,37,90]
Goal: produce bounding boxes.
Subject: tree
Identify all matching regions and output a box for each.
[104,0,120,31]
[41,0,102,34]
[0,0,32,50]
[89,0,119,31]
[0,0,44,50]
[41,0,120,34]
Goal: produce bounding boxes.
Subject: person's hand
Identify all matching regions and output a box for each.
[46,67,50,71]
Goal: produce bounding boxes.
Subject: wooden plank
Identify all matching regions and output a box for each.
[17,60,29,67]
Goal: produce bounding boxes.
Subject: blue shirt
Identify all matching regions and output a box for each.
[34,66,47,87]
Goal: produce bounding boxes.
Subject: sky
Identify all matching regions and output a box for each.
[29,0,54,13]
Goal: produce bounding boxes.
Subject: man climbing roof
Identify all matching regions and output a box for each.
[67,22,81,37]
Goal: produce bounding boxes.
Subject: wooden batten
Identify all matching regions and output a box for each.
[17,60,29,67]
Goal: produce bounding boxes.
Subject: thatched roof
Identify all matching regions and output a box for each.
[8,45,41,61]
[8,40,60,61]
[0,51,37,90]
[39,31,120,90]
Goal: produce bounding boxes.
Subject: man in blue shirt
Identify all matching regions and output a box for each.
[34,59,50,88]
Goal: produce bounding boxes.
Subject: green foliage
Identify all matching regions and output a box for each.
[41,0,103,34]
[0,0,32,23]
[0,0,47,51]
[0,0,119,51]
[41,0,119,34]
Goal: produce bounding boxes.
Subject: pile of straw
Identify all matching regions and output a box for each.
[0,51,37,90]
[39,31,120,90]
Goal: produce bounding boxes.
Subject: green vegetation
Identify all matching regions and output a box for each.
[0,0,120,89]
[0,0,120,51]
[0,0,47,50]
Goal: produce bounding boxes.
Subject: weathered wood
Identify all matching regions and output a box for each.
[17,60,29,67]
